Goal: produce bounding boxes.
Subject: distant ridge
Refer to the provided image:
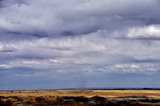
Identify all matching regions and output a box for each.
[59,87,160,90]
[0,87,160,92]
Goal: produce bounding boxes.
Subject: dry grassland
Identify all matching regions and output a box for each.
[0,90,160,98]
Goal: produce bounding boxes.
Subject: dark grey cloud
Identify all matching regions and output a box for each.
[0,0,160,38]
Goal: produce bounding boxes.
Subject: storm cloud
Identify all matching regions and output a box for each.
[1,0,160,37]
[0,0,160,90]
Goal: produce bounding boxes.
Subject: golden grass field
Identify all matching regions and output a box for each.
[0,90,160,99]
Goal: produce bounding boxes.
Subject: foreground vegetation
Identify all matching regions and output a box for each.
[0,90,160,106]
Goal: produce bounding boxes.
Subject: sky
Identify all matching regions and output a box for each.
[0,0,160,90]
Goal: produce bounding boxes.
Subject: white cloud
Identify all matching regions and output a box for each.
[0,34,160,73]
[22,60,40,65]
[0,64,11,69]
[115,64,140,69]
[127,25,160,38]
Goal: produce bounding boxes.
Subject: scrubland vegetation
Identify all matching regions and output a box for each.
[0,90,160,106]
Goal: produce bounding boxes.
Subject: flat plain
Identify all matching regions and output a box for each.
[1,90,160,98]
[0,90,160,106]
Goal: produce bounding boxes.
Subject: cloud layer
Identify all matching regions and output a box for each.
[0,0,160,89]
[1,0,160,37]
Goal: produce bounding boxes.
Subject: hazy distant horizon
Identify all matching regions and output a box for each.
[1,87,160,91]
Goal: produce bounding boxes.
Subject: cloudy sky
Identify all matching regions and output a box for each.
[0,0,160,90]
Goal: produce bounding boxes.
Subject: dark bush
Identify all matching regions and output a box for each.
[1,100,14,106]
[0,99,3,104]
[0,96,7,99]
[90,96,106,102]
[35,96,46,103]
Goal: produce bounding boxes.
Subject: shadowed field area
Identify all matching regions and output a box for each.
[0,90,160,106]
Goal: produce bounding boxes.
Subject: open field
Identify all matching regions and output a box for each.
[0,90,160,106]
[1,90,160,98]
